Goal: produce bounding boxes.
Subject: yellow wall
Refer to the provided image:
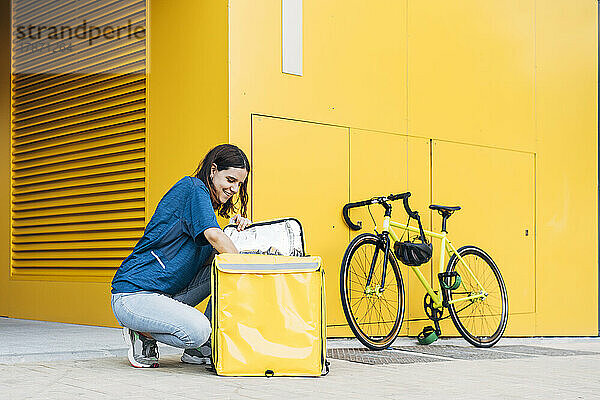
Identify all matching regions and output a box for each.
[0,0,597,336]
[229,0,598,336]
[535,1,598,334]
[146,0,229,218]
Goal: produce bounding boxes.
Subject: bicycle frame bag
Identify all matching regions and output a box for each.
[211,253,326,377]
[223,218,305,257]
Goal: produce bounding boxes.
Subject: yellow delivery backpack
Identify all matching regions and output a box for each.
[211,253,327,377]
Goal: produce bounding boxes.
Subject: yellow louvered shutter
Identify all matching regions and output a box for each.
[11,0,146,278]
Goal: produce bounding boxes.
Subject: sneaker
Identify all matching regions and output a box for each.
[181,341,211,365]
[122,327,159,368]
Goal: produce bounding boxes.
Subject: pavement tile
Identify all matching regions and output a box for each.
[3,318,600,399]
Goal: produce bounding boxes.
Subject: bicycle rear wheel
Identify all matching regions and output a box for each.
[340,233,405,350]
[445,246,508,347]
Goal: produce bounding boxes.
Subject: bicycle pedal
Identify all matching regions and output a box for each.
[417,326,438,345]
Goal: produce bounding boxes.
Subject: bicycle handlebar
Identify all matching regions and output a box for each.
[342,200,372,231]
[342,192,418,231]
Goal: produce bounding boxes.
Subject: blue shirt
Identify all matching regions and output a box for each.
[111,176,220,295]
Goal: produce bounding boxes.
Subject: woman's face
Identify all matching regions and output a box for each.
[210,164,248,205]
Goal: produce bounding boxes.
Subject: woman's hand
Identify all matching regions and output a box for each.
[230,214,252,231]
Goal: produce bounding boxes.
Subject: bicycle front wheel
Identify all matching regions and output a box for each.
[445,246,508,347]
[340,233,405,350]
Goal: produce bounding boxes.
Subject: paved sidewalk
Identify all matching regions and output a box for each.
[2,317,600,399]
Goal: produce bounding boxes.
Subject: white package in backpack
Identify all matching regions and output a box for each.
[223,218,305,257]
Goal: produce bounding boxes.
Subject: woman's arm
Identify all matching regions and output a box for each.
[203,227,239,254]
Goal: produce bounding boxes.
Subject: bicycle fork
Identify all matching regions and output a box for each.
[365,212,392,297]
[365,231,390,297]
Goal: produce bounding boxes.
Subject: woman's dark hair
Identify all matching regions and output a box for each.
[193,144,250,218]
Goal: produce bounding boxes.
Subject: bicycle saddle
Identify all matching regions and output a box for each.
[429,204,461,216]
[429,204,461,212]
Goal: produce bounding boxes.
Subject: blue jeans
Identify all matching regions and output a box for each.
[111,256,213,349]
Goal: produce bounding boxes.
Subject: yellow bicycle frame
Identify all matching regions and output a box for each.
[381,216,487,309]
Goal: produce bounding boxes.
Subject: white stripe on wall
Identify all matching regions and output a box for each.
[282,0,303,76]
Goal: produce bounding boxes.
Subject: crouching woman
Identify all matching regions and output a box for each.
[111,144,251,368]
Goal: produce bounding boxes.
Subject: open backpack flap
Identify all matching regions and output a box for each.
[211,253,328,377]
[223,217,305,257]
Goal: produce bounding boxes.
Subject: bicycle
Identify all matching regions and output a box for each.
[340,192,508,350]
